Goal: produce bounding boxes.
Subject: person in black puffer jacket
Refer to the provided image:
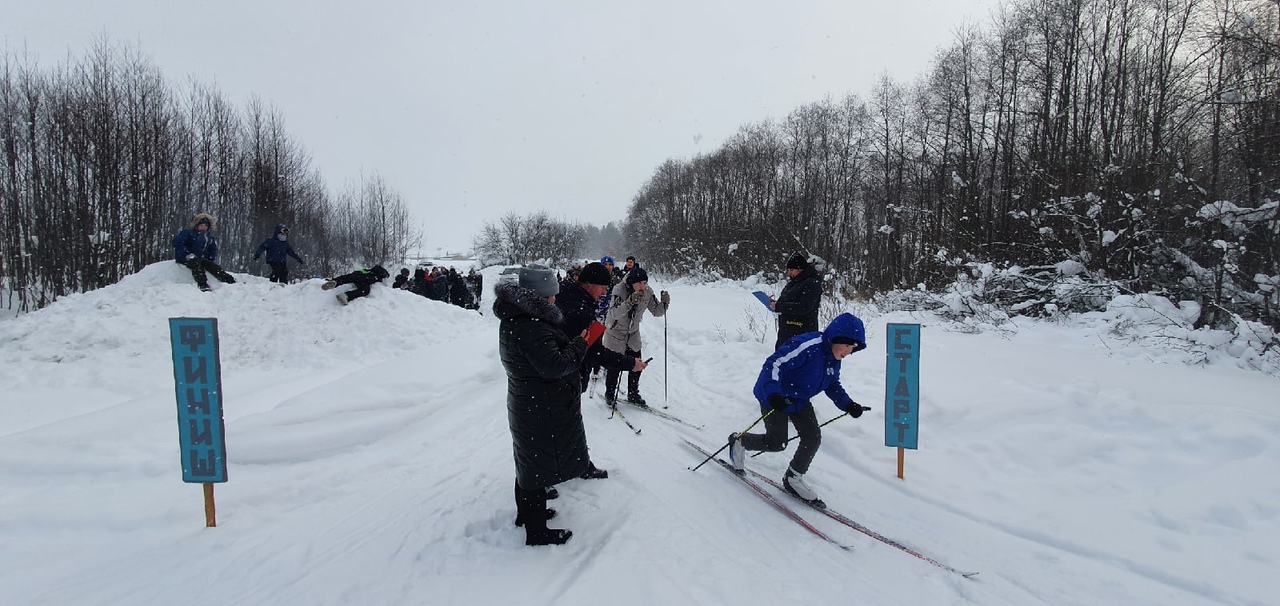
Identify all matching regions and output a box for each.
[769,251,823,350]
[494,265,589,546]
[322,265,390,305]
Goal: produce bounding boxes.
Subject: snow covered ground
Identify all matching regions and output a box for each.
[1,262,1277,605]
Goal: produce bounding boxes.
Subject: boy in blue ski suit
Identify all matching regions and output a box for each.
[728,312,868,505]
[173,213,236,291]
[253,224,306,284]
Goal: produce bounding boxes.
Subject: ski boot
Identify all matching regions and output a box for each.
[727,433,746,475]
[783,467,826,509]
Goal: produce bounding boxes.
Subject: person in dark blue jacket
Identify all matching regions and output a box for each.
[172,213,236,291]
[727,312,868,507]
[252,224,306,284]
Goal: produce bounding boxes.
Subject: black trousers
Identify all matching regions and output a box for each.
[605,346,642,397]
[183,258,234,287]
[775,317,817,350]
[268,262,289,283]
[333,273,375,301]
[739,405,821,474]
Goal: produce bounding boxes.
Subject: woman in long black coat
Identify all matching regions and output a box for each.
[493,266,588,546]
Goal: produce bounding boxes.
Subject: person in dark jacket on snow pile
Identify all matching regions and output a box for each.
[172,213,237,291]
[392,268,411,290]
[493,264,589,546]
[601,266,669,408]
[727,312,869,507]
[252,224,306,284]
[555,262,647,479]
[322,265,390,305]
[766,250,823,350]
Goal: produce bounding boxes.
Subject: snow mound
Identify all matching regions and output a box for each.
[0,262,490,392]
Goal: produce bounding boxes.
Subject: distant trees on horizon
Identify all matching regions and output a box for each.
[623,0,1280,330]
[0,37,421,312]
[7,1,1280,336]
[470,212,626,267]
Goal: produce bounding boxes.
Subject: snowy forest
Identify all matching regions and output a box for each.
[0,39,422,312]
[3,0,1280,338]
[625,0,1280,332]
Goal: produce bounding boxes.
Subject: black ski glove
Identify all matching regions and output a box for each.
[767,394,790,411]
[845,403,865,418]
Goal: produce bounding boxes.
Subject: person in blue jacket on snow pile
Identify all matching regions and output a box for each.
[172,212,237,291]
[252,224,306,284]
[727,312,868,506]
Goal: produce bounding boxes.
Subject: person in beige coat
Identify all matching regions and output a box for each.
[602,267,669,407]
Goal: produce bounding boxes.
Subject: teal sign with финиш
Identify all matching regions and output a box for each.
[169,317,228,483]
[884,323,920,450]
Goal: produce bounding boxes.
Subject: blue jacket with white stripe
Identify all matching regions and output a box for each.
[752,312,866,413]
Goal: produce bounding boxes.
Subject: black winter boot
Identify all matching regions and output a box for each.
[515,481,571,546]
[526,527,573,546]
[579,461,608,479]
[626,372,646,407]
[604,371,620,408]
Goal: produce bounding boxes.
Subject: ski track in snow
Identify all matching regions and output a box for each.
[1,262,1278,605]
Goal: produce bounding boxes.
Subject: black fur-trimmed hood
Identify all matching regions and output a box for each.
[493,281,564,325]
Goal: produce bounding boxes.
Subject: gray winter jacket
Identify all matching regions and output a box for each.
[602,281,667,353]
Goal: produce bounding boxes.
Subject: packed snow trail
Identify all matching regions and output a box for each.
[0,262,1276,605]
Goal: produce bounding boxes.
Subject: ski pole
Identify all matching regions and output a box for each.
[690,410,774,472]
[748,405,869,458]
[663,298,669,406]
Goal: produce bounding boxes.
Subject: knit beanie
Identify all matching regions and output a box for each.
[578,262,612,286]
[518,264,559,297]
[626,267,649,285]
[786,251,809,270]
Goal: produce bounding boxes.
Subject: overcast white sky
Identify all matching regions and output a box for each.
[3,0,994,253]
